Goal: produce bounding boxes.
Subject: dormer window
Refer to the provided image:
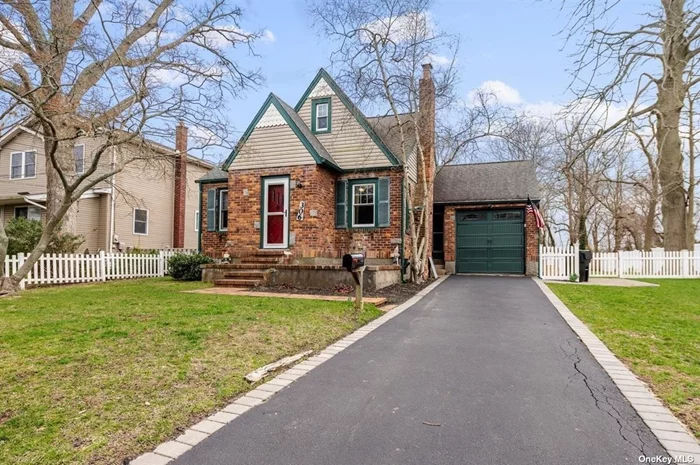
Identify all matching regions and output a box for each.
[312,98,331,134]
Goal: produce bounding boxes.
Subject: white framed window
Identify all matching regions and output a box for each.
[133,208,149,235]
[73,144,85,174]
[14,206,42,221]
[218,190,228,231]
[312,98,331,133]
[316,103,328,130]
[10,151,36,179]
[352,183,375,227]
[194,210,200,232]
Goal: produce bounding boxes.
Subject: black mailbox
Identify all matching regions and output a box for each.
[579,250,593,282]
[342,253,365,272]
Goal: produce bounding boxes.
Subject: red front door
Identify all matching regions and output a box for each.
[264,179,288,248]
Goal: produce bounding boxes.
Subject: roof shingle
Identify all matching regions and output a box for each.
[434,160,540,204]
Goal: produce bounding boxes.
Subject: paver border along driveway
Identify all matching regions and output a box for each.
[534,279,700,462]
[136,276,673,465]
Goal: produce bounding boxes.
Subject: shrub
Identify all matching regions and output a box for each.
[6,218,84,255]
[168,253,213,281]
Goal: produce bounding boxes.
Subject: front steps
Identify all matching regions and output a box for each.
[433,258,446,276]
[213,251,290,288]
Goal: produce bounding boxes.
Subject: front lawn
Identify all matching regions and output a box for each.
[548,280,700,438]
[0,278,381,464]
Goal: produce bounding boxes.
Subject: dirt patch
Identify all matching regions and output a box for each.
[252,279,435,306]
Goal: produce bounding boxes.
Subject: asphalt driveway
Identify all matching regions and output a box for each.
[174,276,666,465]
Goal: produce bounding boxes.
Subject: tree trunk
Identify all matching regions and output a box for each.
[43,116,79,235]
[644,195,659,250]
[686,91,696,249]
[657,0,690,251]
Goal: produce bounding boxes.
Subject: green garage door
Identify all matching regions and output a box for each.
[456,209,524,274]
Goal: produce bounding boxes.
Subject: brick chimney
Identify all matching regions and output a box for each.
[173,122,188,248]
[417,63,436,274]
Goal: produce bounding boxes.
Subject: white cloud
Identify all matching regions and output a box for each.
[470,80,523,106]
[427,53,452,66]
[189,125,222,147]
[199,25,275,48]
[361,11,434,44]
[262,30,276,43]
[150,68,188,87]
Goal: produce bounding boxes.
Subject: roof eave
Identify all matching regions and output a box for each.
[434,198,541,205]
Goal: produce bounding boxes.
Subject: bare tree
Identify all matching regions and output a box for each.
[307,0,458,282]
[0,0,263,293]
[561,0,700,250]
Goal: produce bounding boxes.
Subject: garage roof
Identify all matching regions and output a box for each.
[434,160,540,204]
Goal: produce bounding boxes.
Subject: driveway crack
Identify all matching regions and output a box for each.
[559,338,649,456]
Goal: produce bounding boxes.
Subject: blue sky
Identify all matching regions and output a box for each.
[203,0,641,161]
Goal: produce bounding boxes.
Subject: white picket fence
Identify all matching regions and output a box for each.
[3,249,196,289]
[540,243,700,280]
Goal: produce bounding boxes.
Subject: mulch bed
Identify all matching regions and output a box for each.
[252,279,434,306]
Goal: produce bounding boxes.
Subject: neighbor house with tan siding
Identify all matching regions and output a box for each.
[0,123,212,253]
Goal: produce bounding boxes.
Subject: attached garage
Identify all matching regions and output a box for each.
[433,160,541,276]
[456,209,524,274]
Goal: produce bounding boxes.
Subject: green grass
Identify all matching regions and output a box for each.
[548,280,700,437]
[0,278,381,464]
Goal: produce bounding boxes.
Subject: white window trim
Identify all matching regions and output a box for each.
[74,144,85,174]
[352,183,375,228]
[218,189,228,232]
[315,102,329,131]
[10,151,36,180]
[194,210,200,232]
[133,208,149,235]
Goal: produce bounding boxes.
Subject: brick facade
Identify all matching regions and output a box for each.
[172,123,188,248]
[200,181,228,257]
[212,166,404,261]
[335,168,404,259]
[443,203,539,276]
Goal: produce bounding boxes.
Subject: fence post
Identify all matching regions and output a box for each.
[538,244,542,278]
[682,250,689,278]
[158,251,165,277]
[617,251,623,278]
[99,251,106,281]
[17,252,26,290]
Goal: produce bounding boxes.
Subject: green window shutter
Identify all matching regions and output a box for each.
[207,189,217,232]
[335,180,347,229]
[378,177,390,227]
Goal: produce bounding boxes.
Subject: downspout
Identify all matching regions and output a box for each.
[197,182,203,253]
[108,145,117,252]
[400,176,405,283]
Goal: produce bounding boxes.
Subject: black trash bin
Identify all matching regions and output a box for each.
[579,250,592,282]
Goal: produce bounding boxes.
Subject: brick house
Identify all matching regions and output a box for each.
[196,66,541,287]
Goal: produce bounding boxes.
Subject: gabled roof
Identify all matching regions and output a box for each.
[0,125,43,148]
[222,93,340,172]
[196,166,228,184]
[434,160,541,204]
[0,122,214,169]
[294,69,401,167]
[366,113,417,162]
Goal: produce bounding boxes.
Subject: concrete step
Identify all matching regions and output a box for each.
[218,263,275,270]
[240,257,280,264]
[223,271,266,279]
[253,250,289,257]
[437,269,447,276]
[214,278,263,288]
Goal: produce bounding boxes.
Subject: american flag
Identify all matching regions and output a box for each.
[526,197,545,230]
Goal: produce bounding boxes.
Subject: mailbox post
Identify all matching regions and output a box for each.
[342,253,366,311]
